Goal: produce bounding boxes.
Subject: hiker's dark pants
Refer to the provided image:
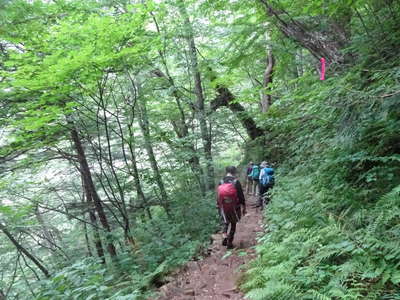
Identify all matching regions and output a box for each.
[223,221,236,243]
[246,177,253,194]
[219,208,240,244]
[258,184,270,206]
[253,179,259,195]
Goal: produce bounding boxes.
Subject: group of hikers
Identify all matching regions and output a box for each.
[216,162,275,249]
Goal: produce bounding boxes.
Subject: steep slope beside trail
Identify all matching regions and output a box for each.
[154,196,263,300]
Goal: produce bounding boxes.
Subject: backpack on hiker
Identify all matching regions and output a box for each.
[260,167,275,188]
[246,166,253,178]
[251,165,260,180]
[217,180,239,213]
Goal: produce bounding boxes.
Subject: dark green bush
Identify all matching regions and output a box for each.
[242,64,400,299]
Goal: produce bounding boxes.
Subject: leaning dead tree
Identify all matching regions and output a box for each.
[211,85,265,140]
[258,0,351,64]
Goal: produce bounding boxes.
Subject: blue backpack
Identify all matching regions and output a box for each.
[251,165,260,180]
[261,167,275,187]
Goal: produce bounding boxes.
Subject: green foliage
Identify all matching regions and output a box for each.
[34,190,218,300]
[2,0,400,298]
[36,258,131,300]
[242,60,400,299]
[133,191,218,275]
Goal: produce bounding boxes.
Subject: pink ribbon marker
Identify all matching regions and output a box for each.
[320,57,326,80]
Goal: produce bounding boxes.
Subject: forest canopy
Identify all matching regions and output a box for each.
[1,0,400,299]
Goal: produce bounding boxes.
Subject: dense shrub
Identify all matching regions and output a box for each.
[242,65,400,299]
[35,191,218,300]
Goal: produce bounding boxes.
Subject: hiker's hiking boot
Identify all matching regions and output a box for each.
[222,238,227,246]
[226,237,234,249]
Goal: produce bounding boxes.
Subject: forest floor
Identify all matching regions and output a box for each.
[154,195,264,300]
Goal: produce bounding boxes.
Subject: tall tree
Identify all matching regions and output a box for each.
[260,50,275,113]
[70,125,117,258]
[128,74,170,212]
[177,0,215,191]
[257,0,352,63]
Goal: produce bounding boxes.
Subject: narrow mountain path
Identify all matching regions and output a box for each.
[154,195,263,300]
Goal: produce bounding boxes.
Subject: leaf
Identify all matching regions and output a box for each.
[222,251,233,260]
[390,271,400,284]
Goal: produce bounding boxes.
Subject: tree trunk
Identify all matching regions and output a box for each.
[149,10,206,194]
[260,50,275,113]
[210,86,265,140]
[151,69,206,194]
[87,204,105,262]
[178,0,215,191]
[258,0,351,63]
[126,125,153,219]
[34,204,57,251]
[82,180,105,263]
[127,75,170,212]
[70,127,117,259]
[82,218,93,257]
[137,97,170,211]
[0,223,50,278]
[98,93,136,246]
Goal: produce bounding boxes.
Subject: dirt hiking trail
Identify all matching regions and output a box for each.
[154,195,263,300]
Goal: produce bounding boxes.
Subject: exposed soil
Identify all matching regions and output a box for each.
[153,196,263,300]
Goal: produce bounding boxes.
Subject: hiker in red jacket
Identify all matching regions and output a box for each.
[217,166,246,249]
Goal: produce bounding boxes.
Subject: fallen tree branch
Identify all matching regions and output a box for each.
[381,90,400,98]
